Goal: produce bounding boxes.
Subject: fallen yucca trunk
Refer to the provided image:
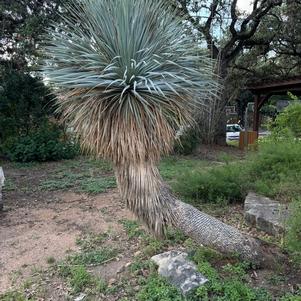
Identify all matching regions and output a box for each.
[115,163,279,267]
[43,0,281,267]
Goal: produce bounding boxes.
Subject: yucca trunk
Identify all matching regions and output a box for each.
[115,163,276,267]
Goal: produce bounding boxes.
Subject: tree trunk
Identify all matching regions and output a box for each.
[115,164,282,268]
[213,106,227,146]
[202,58,228,146]
[0,167,4,211]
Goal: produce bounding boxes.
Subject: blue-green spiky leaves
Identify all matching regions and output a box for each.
[43,0,218,163]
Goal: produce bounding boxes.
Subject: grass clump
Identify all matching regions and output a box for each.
[40,174,116,194]
[285,199,301,264]
[67,247,118,266]
[0,291,27,301]
[120,219,144,238]
[38,157,115,193]
[174,161,247,204]
[137,275,183,301]
[58,264,106,294]
[76,232,109,251]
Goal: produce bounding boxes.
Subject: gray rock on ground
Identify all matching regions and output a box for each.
[0,167,4,211]
[151,251,208,295]
[244,192,290,235]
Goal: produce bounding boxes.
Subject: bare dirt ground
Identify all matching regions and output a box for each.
[0,189,134,292]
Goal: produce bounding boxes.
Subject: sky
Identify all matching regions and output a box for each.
[237,0,253,13]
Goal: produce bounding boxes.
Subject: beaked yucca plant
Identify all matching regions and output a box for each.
[43,0,217,235]
[43,0,283,266]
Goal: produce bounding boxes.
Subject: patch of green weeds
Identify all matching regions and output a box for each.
[46,256,56,265]
[120,219,144,238]
[79,177,116,194]
[58,264,107,294]
[38,157,115,193]
[3,179,17,192]
[285,198,301,265]
[40,174,116,194]
[141,236,165,257]
[159,157,213,187]
[279,289,301,301]
[9,161,39,170]
[189,245,223,266]
[137,274,183,301]
[67,247,118,266]
[165,227,186,245]
[268,274,287,285]
[129,259,155,274]
[193,260,272,301]
[69,265,92,293]
[129,247,271,301]
[76,232,109,251]
[0,291,27,301]
[222,262,251,280]
[58,158,113,173]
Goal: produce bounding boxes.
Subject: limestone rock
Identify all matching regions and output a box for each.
[74,293,86,301]
[151,250,208,295]
[244,192,290,235]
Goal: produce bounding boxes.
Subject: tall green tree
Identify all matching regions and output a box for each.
[172,0,284,144]
[0,69,52,144]
[43,0,279,265]
[0,0,65,70]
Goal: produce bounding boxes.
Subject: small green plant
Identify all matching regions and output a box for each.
[67,247,118,266]
[285,199,301,265]
[46,256,56,264]
[120,219,144,238]
[222,262,250,280]
[58,263,106,294]
[2,179,16,192]
[142,236,165,256]
[279,290,301,301]
[137,274,183,301]
[76,232,109,251]
[0,291,27,301]
[69,265,94,293]
[40,173,116,194]
[270,98,301,138]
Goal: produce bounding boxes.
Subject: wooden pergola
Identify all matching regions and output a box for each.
[248,76,301,132]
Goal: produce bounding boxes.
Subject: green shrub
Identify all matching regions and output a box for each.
[173,138,301,204]
[174,161,248,203]
[0,69,53,145]
[174,127,200,155]
[3,122,79,162]
[248,139,301,201]
[271,101,301,138]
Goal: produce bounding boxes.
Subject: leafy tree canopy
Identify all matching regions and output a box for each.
[0,0,65,70]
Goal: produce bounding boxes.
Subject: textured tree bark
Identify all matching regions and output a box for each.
[115,164,282,268]
[0,167,4,211]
